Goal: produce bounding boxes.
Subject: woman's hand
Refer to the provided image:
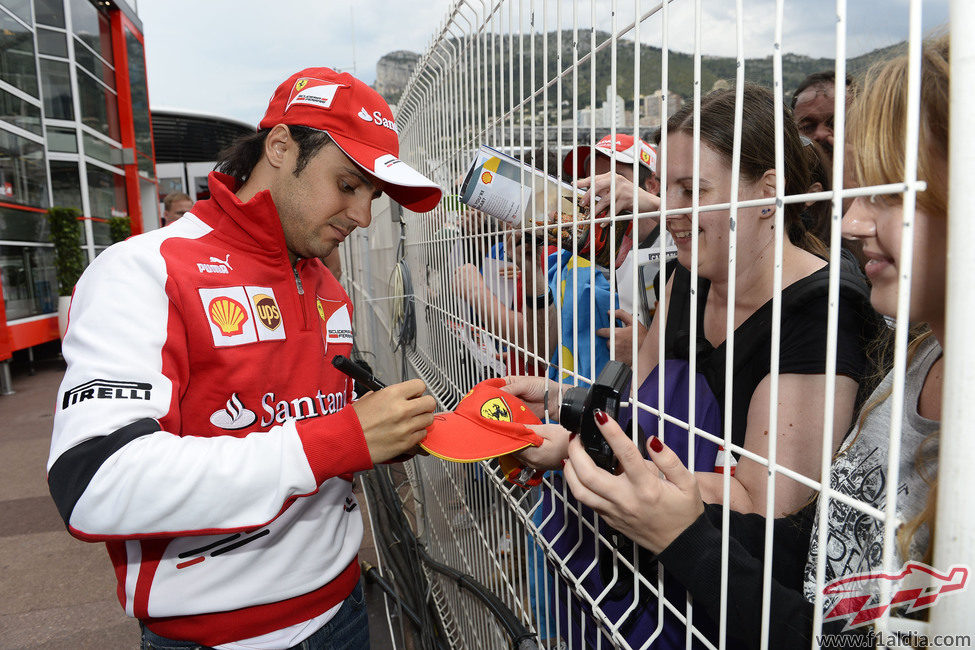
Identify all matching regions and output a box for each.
[576,172,660,217]
[502,374,572,471]
[512,423,573,471]
[500,375,562,420]
[563,410,704,554]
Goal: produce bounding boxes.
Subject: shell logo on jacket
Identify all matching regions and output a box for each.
[208,296,248,335]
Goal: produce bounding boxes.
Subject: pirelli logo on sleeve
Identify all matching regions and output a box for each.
[199,286,286,347]
[62,379,152,409]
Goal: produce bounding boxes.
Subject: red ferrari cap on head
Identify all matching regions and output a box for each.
[421,378,543,462]
[259,67,442,213]
[563,134,657,179]
[596,134,657,172]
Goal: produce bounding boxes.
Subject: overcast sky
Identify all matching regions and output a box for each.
[135,0,949,126]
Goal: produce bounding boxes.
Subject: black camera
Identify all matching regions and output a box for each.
[560,360,632,472]
[560,360,655,601]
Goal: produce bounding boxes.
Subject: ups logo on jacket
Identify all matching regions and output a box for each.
[252,293,281,330]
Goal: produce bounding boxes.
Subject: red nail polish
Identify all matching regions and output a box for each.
[649,436,663,453]
[594,409,608,425]
[569,433,577,442]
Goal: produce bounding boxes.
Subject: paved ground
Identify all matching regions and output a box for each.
[0,355,392,649]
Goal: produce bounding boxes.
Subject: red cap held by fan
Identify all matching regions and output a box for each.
[421,379,543,462]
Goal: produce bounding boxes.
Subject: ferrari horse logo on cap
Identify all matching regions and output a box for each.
[480,397,511,422]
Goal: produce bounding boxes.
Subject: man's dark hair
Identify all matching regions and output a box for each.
[791,71,855,109]
[215,125,333,182]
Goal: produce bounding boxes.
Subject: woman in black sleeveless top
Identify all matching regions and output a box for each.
[629,85,875,516]
[500,82,879,649]
[509,84,876,517]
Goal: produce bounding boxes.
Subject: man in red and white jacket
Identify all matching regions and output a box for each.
[47,68,442,649]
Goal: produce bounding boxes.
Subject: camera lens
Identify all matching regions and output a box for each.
[559,386,589,435]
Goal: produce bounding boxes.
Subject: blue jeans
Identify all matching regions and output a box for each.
[140,582,370,650]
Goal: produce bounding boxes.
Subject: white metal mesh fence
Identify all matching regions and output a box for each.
[342,1,973,647]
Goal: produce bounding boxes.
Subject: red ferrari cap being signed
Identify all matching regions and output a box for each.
[421,378,543,462]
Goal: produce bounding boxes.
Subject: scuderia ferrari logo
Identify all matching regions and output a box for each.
[316,297,353,354]
[480,397,511,422]
[286,78,346,112]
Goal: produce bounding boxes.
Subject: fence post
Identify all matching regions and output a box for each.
[930,1,975,633]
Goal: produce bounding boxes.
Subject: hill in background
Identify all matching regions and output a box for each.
[377,31,906,114]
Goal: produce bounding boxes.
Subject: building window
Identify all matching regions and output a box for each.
[124,26,152,161]
[34,0,65,27]
[0,203,48,241]
[69,0,112,64]
[91,217,108,244]
[82,130,120,166]
[1,0,32,25]
[0,127,48,207]
[37,27,68,57]
[49,160,81,210]
[46,125,77,152]
[73,37,114,89]
[0,244,57,319]
[136,152,153,177]
[157,175,183,199]
[0,8,39,96]
[76,66,119,140]
[0,85,41,134]
[39,58,73,120]
[86,164,125,220]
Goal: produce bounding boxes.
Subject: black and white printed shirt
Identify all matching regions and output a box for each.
[803,335,941,604]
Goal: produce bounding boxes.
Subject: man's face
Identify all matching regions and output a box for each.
[794,82,839,155]
[643,172,660,196]
[270,142,383,262]
[164,198,193,224]
[592,153,635,181]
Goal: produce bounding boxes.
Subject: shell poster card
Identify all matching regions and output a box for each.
[460,145,585,228]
